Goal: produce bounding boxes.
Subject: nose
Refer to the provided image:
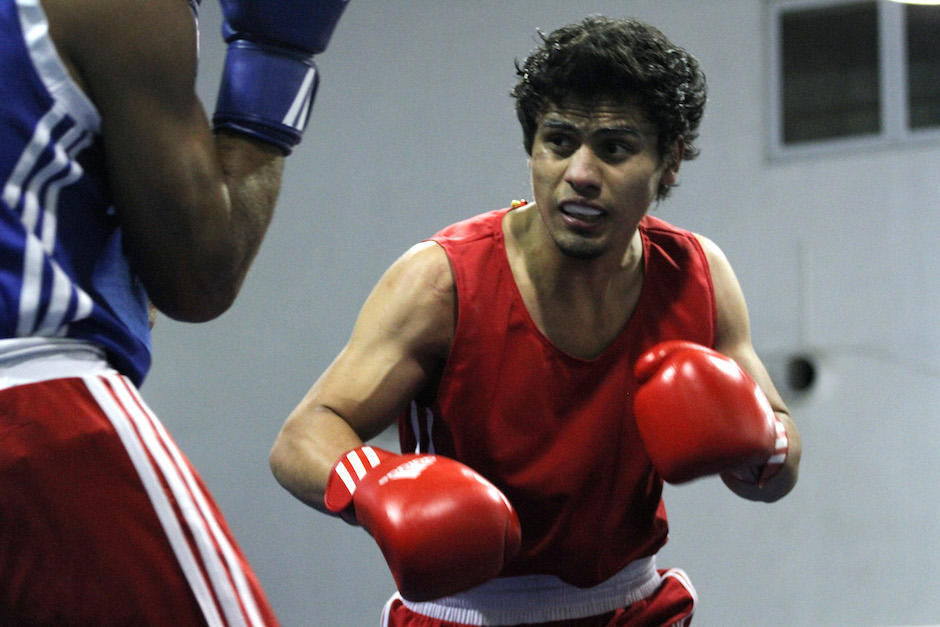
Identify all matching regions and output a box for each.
[564,145,601,194]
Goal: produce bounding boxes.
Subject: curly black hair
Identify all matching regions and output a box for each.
[511,16,707,200]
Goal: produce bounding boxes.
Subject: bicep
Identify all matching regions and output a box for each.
[698,234,789,413]
[298,242,455,440]
[66,0,219,207]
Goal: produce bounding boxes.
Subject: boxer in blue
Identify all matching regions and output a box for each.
[0,0,349,623]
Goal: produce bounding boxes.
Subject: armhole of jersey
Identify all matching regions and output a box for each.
[426,236,461,359]
[423,236,468,419]
[688,232,718,348]
[17,0,101,133]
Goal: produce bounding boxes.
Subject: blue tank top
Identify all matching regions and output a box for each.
[0,0,151,384]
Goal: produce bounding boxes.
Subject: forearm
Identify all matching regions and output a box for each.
[127,130,284,322]
[269,405,364,512]
[211,131,285,300]
[206,0,353,285]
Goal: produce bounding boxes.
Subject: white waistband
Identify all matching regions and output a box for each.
[0,338,113,390]
[399,556,662,626]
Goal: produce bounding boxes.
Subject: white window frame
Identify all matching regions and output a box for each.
[767,0,940,160]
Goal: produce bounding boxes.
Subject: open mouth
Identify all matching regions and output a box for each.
[560,202,605,222]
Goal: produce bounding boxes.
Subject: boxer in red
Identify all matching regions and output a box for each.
[271,15,801,626]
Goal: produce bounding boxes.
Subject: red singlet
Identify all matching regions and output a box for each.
[401,208,715,588]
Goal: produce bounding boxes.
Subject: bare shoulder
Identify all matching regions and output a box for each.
[693,232,739,297]
[355,240,455,358]
[386,241,455,297]
[693,232,751,349]
[693,232,729,268]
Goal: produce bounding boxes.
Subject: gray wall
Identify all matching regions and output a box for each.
[145,1,940,625]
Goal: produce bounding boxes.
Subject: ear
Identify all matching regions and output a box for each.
[659,140,683,187]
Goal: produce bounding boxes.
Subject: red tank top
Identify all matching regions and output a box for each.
[400,208,715,588]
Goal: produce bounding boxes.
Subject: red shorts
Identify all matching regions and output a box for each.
[0,374,278,626]
[381,567,696,627]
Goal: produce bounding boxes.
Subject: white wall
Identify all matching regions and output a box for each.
[146,1,940,625]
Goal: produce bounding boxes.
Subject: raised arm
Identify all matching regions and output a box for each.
[269,241,456,513]
[698,234,802,502]
[44,0,347,321]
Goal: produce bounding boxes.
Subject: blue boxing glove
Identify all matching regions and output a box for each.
[213,0,350,154]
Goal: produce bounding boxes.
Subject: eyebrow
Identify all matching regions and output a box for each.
[539,119,650,138]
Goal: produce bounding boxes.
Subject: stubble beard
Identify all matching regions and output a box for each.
[550,230,606,260]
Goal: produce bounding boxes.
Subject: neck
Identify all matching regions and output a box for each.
[502,206,647,360]
[507,205,645,301]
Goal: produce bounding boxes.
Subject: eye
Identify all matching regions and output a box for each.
[599,139,637,158]
[543,132,577,155]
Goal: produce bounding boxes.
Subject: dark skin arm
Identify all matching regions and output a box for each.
[43,0,284,322]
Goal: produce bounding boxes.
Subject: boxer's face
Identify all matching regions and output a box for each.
[528,98,677,260]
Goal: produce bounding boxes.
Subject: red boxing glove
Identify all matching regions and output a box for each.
[633,341,788,485]
[324,446,522,602]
